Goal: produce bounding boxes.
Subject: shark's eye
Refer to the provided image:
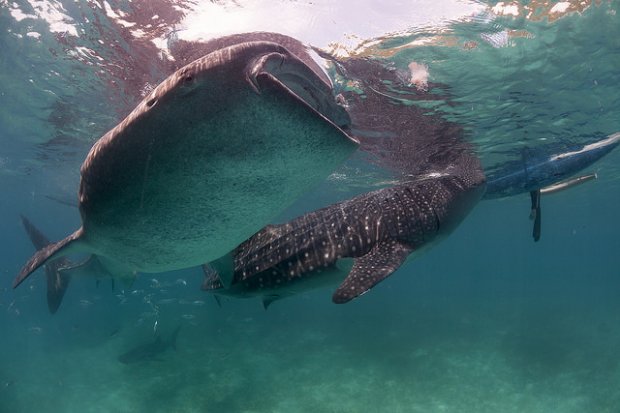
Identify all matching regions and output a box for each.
[184,74,194,83]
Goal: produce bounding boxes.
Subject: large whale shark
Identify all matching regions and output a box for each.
[29,130,614,312]
[202,53,619,307]
[203,55,487,305]
[204,164,485,305]
[13,34,358,290]
[203,132,619,306]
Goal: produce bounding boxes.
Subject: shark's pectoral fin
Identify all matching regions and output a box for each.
[332,240,413,304]
[529,190,541,242]
[201,263,226,291]
[13,227,85,289]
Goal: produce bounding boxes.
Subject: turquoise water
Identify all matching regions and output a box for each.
[1,1,620,412]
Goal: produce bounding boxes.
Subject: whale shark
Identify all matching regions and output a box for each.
[202,52,619,306]
[485,132,620,240]
[203,130,619,306]
[204,166,485,305]
[13,34,358,291]
[203,55,487,305]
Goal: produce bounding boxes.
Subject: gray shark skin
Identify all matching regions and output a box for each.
[118,326,181,364]
[204,55,486,304]
[14,34,358,291]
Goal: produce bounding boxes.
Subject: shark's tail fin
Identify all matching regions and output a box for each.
[14,221,83,289]
[46,268,71,314]
[19,215,72,313]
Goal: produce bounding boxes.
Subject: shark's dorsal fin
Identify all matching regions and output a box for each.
[332,241,412,304]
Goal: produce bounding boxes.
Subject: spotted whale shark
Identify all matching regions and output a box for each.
[204,130,619,306]
[203,55,487,305]
[204,165,485,305]
[202,52,619,307]
[13,34,358,291]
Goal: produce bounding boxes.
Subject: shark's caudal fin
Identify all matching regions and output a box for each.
[332,240,412,304]
[20,215,71,314]
[13,226,84,289]
[20,215,52,250]
[46,269,71,314]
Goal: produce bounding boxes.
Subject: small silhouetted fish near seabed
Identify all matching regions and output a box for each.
[118,326,181,364]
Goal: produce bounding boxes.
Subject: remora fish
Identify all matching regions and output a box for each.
[14,34,357,290]
[118,326,181,364]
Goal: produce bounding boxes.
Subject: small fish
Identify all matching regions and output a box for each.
[118,326,181,364]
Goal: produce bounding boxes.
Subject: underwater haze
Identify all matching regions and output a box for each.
[1,1,620,412]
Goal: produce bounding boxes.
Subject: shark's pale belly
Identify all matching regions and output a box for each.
[80,86,354,272]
